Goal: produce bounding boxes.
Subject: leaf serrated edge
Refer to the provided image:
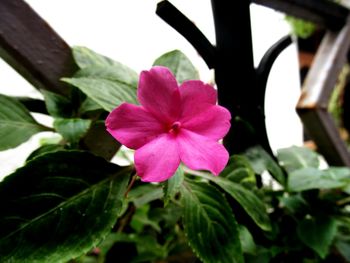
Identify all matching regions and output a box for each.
[180,180,243,263]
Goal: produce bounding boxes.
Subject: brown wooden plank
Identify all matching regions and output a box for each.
[0,0,78,96]
[0,0,119,160]
[297,108,350,166]
[297,19,350,166]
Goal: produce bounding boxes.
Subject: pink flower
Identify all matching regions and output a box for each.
[106,66,231,182]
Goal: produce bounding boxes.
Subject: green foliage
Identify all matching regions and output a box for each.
[198,172,272,231]
[0,151,131,262]
[288,167,350,192]
[221,155,256,184]
[297,216,337,259]
[153,49,199,83]
[72,46,138,84]
[285,16,316,39]
[181,179,243,263]
[3,45,350,263]
[163,166,184,206]
[238,225,256,255]
[245,146,286,186]
[0,94,49,150]
[62,46,138,112]
[277,145,320,173]
[41,90,74,118]
[53,118,92,144]
[26,144,65,162]
[62,77,137,112]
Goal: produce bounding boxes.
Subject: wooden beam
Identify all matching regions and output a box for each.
[0,0,78,96]
[297,19,350,166]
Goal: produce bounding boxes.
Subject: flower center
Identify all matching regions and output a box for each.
[169,121,181,134]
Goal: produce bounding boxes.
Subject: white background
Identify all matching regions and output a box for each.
[0,1,302,179]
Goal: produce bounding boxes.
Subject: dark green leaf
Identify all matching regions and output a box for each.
[0,94,48,151]
[53,118,92,143]
[334,217,350,260]
[181,179,243,263]
[335,240,350,261]
[153,50,199,83]
[41,90,74,118]
[0,151,131,262]
[221,155,256,184]
[62,78,137,112]
[245,248,271,263]
[288,167,350,192]
[101,232,166,262]
[163,166,184,206]
[199,173,271,231]
[130,204,161,233]
[149,203,183,228]
[279,194,308,214]
[79,97,103,113]
[80,120,121,159]
[297,216,337,258]
[128,184,164,208]
[26,144,65,162]
[277,146,320,173]
[72,46,138,83]
[245,146,286,186]
[238,225,256,254]
[132,235,167,261]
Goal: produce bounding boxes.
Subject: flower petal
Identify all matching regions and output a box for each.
[106,103,165,149]
[178,129,229,175]
[135,134,180,182]
[180,80,217,105]
[137,66,181,122]
[179,80,216,118]
[182,104,231,140]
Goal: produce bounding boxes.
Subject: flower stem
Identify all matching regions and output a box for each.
[124,173,137,198]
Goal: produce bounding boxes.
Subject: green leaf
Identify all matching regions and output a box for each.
[66,47,139,112]
[279,194,308,214]
[130,204,161,233]
[335,240,350,261]
[62,78,137,112]
[181,179,243,263]
[72,46,138,83]
[79,97,103,113]
[238,225,256,254]
[199,173,271,231]
[0,151,131,263]
[221,155,256,184]
[0,94,48,151]
[75,65,138,88]
[153,50,199,83]
[41,90,74,118]
[26,144,65,162]
[128,184,164,208]
[53,118,91,143]
[277,146,320,173]
[297,216,337,258]
[288,167,350,192]
[163,166,184,206]
[245,146,286,186]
